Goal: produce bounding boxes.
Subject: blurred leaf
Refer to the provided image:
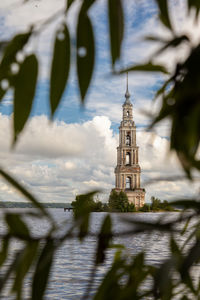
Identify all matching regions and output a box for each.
[12,241,39,299]
[81,0,96,11]
[0,167,53,221]
[0,31,32,102]
[108,243,125,249]
[181,217,192,235]
[0,251,20,293]
[170,237,182,256]
[0,239,9,267]
[13,54,38,143]
[93,258,124,300]
[50,24,70,117]
[95,215,112,265]
[0,86,7,103]
[0,31,32,78]
[155,0,172,30]
[0,40,9,53]
[122,62,169,74]
[145,35,167,42]
[170,237,183,272]
[187,0,200,19]
[108,0,124,66]
[72,191,98,240]
[150,43,200,176]
[180,239,200,280]
[170,199,200,211]
[154,79,171,100]
[120,253,149,299]
[32,240,55,300]
[153,259,174,299]
[65,0,75,11]
[77,9,95,102]
[5,213,30,238]
[154,35,190,56]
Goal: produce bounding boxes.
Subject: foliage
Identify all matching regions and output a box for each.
[150,196,174,212]
[0,0,199,299]
[108,190,135,212]
[71,192,105,213]
[139,203,151,212]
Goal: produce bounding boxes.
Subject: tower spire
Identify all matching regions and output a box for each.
[126,72,129,93]
[124,72,131,105]
[125,72,130,99]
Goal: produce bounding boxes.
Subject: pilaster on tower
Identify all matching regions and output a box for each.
[112,73,145,209]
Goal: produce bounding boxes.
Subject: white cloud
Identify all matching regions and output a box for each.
[0,114,198,204]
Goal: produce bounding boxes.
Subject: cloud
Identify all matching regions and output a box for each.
[0,114,198,204]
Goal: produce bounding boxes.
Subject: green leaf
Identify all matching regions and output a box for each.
[0,251,21,293]
[72,191,98,240]
[108,0,124,66]
[154,79,171,100]
[153,259,174,299]
[155,0,172,30]
[12,241,39,299]
[122,62,169,74]
[0,239,9,267]
[66,0,75,11]
[145,35,167,42]
[95,215,112,265]
[5,213,30,238]
[170,237,182,256]
[188,0,200,19]
[0,167,53,221]
[32,240,55,300]
[170,199,200,211]
[154,35,190,56]
[81,0,96,12]
[0,85,7,102]
[93,258,124,300]
[13,54,38,143]
[77,10,95,102]
[0,31,32,82]
[180,239,200,280]
[50,24,70,117]
[181,217,192,235]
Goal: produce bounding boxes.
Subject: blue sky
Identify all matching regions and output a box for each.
[0,0,199,203]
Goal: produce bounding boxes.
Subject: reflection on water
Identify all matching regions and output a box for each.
[0,210,195,299]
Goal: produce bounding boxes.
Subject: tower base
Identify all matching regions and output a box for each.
[113,188,145,209]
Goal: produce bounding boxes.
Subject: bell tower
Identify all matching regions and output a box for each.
[114,73,145,209]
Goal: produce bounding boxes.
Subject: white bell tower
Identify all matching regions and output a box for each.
[114,73,145,209]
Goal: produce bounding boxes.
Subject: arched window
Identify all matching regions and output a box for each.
[126,134,131,146]
[126,152,131,165]
[126,110,129,117]
[126,177,131,189]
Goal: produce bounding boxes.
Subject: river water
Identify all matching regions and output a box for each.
[0,210,196,299]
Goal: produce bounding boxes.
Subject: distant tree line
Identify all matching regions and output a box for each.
[0,202,72,208]
[71,192,175,213]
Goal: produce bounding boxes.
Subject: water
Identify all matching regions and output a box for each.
[0,210,196,299]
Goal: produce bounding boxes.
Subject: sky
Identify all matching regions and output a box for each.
[0,0,199,203]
